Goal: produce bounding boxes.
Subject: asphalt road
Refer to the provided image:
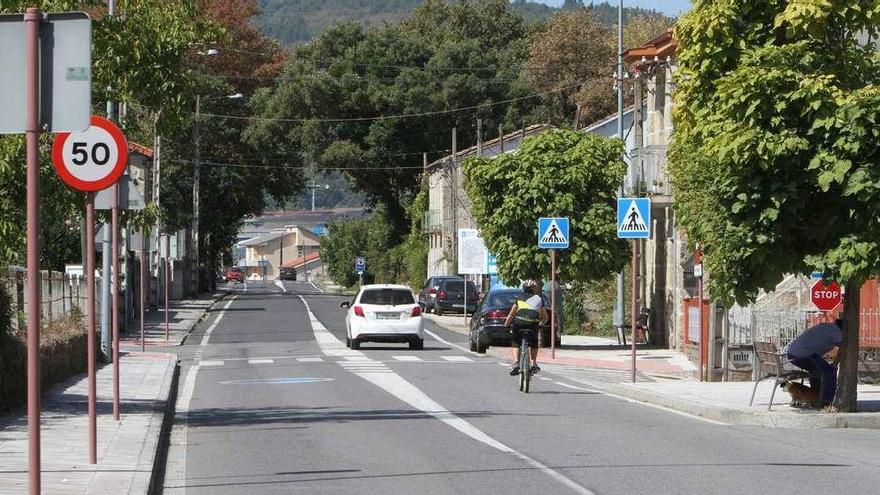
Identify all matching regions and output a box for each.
[161,280,880,494]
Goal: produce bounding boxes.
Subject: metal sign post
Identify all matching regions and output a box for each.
[538,218,570,359]
[617,199,651,383]
[458,229,488,325]
[85,193,97,463]
[356,256,366,286]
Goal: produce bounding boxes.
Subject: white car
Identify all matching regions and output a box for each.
[342,284,424,350]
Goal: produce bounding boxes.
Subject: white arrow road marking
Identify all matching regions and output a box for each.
[298,296,594,495]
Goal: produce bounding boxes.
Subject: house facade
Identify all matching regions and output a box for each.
[237,225,322,280]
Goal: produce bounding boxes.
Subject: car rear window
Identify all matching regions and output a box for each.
[360,289,415,306]
[440,281,478,293]
[487,291,520,308]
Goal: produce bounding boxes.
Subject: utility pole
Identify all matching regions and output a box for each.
[192,94,201,296]
[614,0,627,342]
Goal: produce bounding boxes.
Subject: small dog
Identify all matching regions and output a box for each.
[780,381,819,407]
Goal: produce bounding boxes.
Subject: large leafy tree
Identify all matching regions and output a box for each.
[464,129,628,285]
[246,0,545,235]
[670,0,880,411]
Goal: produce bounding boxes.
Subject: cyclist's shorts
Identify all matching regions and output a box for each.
[511,325,539,348]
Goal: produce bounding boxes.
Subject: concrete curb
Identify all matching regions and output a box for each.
[602,382,880,429]
[147,360,181,494]
[177,292,228,347]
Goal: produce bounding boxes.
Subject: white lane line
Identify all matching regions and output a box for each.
[298,295,593,495]
[441,356,473,362]
[598,389,730,426]
[539,377,552,381]
[274,280,287,293]
[423,328,472,354]
[393,356,423,362]
[167,295,236,495]
[200,296,237,346]
[310,281,324,293]
[297,357,324,363]
[198,360,224,367]
[498,362,510,367]
[553,381,599,393]
[248,359,274,365]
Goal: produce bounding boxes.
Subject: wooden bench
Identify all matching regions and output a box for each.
[749,342,811,411]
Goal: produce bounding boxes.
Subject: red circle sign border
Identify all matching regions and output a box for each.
[52,115,129,192]
[811,279,842,312]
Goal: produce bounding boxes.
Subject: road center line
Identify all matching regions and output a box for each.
[298,295,594,495]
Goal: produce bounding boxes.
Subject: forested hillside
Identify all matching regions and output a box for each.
[257,0,668,45]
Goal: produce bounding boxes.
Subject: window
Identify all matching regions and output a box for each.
[440,281,478,293]
[360,289,415,306]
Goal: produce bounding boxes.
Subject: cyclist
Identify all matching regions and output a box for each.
[505,279,548,376]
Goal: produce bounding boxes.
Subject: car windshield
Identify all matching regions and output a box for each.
[487,291,520,308]
[360,289,415,306]
[440,281,477,292]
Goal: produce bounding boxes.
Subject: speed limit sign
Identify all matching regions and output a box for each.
[51,115,128,192]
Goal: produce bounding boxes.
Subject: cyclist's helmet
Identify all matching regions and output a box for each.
[521,279,539,293]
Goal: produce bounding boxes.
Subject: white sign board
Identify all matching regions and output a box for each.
[457,229,487,275]
[0,12,92,134]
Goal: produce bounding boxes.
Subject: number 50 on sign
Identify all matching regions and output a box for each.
[52,115,128,192]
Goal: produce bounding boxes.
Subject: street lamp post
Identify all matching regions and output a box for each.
[308,182,330,212]
[193,92,242,296]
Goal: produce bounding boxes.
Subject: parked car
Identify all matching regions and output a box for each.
[433,279,480,316]
[342,284,424,350]
[279,267,297,281]
[226,266,244,283]
[417,276,462,312]
[468,285,560,353]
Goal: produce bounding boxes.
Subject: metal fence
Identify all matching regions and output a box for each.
[729,305,880,349]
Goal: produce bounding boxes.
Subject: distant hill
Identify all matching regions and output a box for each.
[256,1,669,45]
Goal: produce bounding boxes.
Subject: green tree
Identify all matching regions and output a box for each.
[670,0,880,411]
[463,129,628,285]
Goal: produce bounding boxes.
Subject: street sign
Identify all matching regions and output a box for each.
[52,115,128,192]
[693,263,703,278]
[0,12,92,134]
[458,228,488,274]
[811,279,842,312]
[538,217,569,249]
[355,256,366,275]
[617,198,651,239]
[486,252,498,276]
[95,174,145,210]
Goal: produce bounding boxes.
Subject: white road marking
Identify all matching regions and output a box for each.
[441,356,472,362]
[166,295,236,495]
[248,359,274,365]
[393,355,423,362]
[297,357,324,363]
[198,360,225,366]
[423,328,472,354]
[539,377,552,381]
[274,280,286,293]
[553,381,599,393]
[310,281,324,293]
[298,295,594,495]
[200,296,237,346]
[598,389,730,426]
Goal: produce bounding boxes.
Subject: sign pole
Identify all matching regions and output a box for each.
[85,193,97,463]
[140,225,146,352]
[165,234,170,341]
[696,245,705,382]
[112,191,120,420]
[24,8,42,493]
[631,240,638,383]
[551,249,557,360]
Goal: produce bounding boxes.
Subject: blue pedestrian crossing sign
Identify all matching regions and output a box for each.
[355,256,366,275]
[617,198,651,239]
[538,217,569,249]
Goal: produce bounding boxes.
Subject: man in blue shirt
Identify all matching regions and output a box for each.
[787,320,843,409]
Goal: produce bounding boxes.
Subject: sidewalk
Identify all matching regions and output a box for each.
[0,352,178,494]
[424,313,697,377]
[425,313,880,428]
[121,294,219,347]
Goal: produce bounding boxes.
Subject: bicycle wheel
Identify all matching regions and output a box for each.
[520,340,531,393]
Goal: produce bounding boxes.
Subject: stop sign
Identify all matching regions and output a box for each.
[811,280,842,311]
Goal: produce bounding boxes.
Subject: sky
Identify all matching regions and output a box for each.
[536,1,691,17]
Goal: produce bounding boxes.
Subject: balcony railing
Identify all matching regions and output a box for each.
[629,145,670,197]
[422,209,442,233]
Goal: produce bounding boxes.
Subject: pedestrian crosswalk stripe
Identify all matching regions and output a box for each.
[297,357,324,363]
[248,359,274,365]
[199,360,224,366]
[393,356,423,362]
[441,356,473,362]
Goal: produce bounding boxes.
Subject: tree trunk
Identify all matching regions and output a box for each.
[833,280,860,412]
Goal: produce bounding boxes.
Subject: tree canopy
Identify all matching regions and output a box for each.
[670,0,880,410]
[464,129,628,285]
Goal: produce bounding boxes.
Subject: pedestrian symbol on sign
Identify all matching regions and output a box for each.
[541,220,565,244]
[621,201,647,232]
[616,198,651,239]
[537,217,569,249]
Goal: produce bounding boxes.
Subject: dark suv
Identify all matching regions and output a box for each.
[279,267,297,281]
[417,276,462,312]
[468,286,559,353]
[433,279,479,316]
